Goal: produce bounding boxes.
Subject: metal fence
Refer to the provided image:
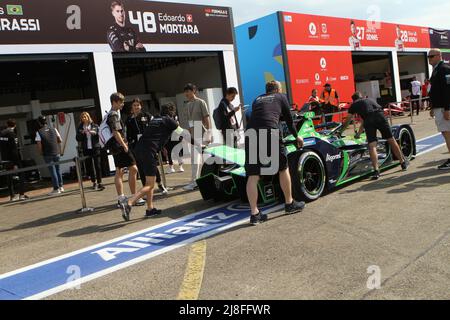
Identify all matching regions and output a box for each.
[0,156,93,213]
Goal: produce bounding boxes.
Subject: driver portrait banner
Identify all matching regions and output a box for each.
[282,12,430,51]
[0,0,233,51]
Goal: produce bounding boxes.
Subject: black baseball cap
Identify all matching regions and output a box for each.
[324,83,331,87]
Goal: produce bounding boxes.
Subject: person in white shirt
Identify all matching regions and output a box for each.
[349,21,361,51]
[395,25,405,52]
[410,76,422,116]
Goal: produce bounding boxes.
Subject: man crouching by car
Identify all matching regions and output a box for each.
[245,81,306,226]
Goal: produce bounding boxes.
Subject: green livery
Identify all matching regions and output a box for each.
[197,112,416,204]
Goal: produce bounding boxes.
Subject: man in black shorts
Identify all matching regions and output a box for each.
[341,92,409,180]
[107,93,143,206]
[125,98,168,195]
[119,104,198,221]
[245,81,306,225]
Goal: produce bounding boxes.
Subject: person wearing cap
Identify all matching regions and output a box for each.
[320,83,340,123]
[428,48,450,170]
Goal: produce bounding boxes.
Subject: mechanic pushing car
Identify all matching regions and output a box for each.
[245,81,306,225]
[341,92,410,180]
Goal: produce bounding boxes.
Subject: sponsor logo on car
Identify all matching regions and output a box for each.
[326,153,342,163]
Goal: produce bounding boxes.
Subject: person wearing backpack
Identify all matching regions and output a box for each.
[106,92,142,207]
[214,87,242,148]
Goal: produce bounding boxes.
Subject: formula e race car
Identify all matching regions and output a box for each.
[196,112,416,204]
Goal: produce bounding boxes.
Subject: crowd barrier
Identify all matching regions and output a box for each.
[0,156,93,213]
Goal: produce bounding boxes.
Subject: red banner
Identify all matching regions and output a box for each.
[287,51,355,106]
[282,12,430,50]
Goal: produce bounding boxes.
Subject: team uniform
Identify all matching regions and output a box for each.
[134,116,179,178]
[395,39,405,51]
[0,127,26,199]
[107,23,146,52]
[348,98,393,144]
[245,93,298,176]
[349,36,361,51]
[107,111,136,168]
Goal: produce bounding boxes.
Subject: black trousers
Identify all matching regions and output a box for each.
[6,162,25,197]
[221,129,238,148]
[83,149,102,184]
[411,95,420,115]
[323,103,337,123]
[166,138,184,166]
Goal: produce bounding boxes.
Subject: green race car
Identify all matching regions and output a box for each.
[196,112,416,204]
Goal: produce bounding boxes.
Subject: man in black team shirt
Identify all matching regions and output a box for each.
[107,1,146,52]
[119,103,200,221]
[125,98,168,195]
[0,119,29,201]
[341,92,409,180]
[245,81,306,226]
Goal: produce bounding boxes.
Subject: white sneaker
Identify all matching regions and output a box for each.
[178,165,185,173]
[158,185,169,196]
[48,189,61,196]
[166,166,176,174]
[59,187,65,193]
[182,182,198,191]
[134,198,146,207]
[10,195,20,202]
[117,195,127,208]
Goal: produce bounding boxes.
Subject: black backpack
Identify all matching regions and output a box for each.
[213,105,224,131]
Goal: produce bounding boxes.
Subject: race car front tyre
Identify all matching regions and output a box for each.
[289,151,326,202]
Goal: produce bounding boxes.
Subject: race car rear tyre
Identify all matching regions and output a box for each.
[290,151,326,202]
[398,128,414,160]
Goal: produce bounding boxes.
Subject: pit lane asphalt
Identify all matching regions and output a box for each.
[0,113,449,300]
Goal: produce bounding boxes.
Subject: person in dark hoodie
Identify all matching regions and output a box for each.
[76,112,104,191]
[0,119,29,201]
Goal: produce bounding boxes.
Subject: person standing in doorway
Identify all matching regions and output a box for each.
[428,49,450,170]
[422,79,431,110]
[177,84,212,191]
[410,76,422,116]
[216,87,242,148]
[0,119,29,201]
[76,112,104,191]
[164,102,184,174]
[36,116,64,196]
[320,83,340,123]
